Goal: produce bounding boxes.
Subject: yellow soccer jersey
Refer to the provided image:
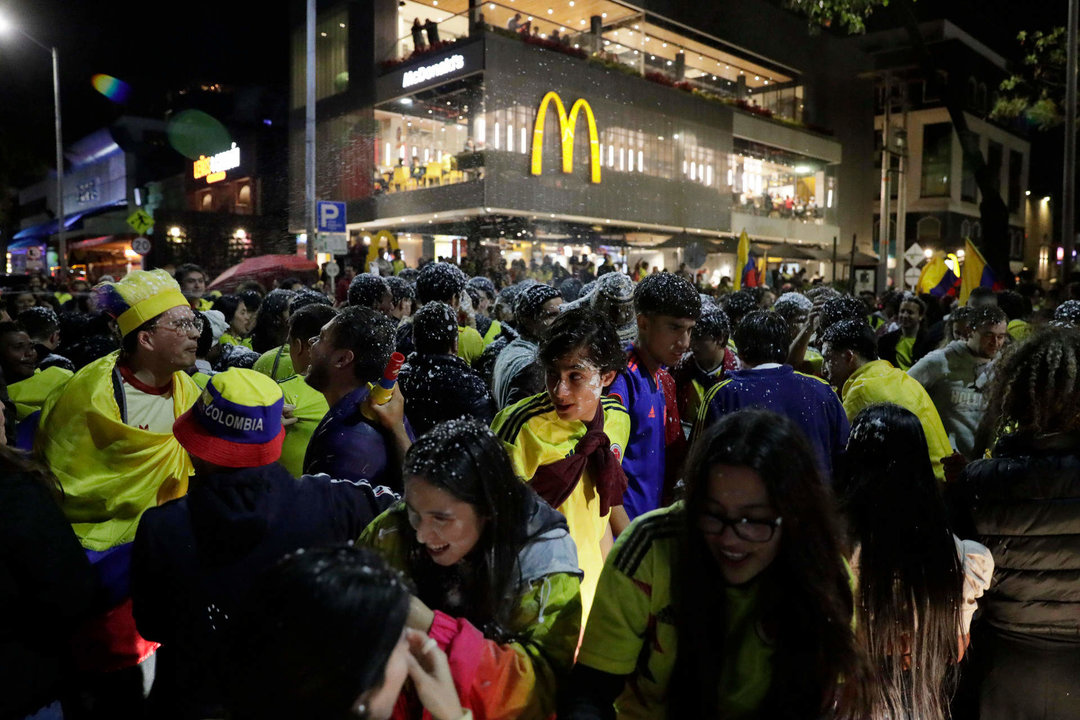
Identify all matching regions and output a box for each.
[492,392,630,619]
[458,325,485,365]
[278,374,330,478]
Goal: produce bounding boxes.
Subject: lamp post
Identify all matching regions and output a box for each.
[0,15,66,274]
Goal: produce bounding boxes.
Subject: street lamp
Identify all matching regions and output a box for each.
[0,13,66,274]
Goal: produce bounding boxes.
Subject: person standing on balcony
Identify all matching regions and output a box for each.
[424,18,439,46]
[411,18,426,52]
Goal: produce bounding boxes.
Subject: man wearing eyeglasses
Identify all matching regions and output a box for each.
[35,268,204,717]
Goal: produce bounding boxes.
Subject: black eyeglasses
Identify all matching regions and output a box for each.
[698,513,782,542]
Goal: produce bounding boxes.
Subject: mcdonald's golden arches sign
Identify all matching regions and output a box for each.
[530,91,601,184]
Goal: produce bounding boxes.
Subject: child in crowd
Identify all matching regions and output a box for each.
[607,273,700,533]
[492,308,630,618]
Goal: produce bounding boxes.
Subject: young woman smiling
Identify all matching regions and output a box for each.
[490,308,630,620]
[560,410,870,720]
[359,418,583,720]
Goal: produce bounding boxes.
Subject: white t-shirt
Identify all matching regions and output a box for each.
[119,365,176,433]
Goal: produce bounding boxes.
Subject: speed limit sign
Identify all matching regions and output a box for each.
[131,236,152,255]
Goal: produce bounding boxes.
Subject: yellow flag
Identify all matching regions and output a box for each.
[734,230,750,291]
[960,238,994,306]
[35,352,199,551]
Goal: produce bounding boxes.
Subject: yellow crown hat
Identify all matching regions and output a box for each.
[95,268,190,337]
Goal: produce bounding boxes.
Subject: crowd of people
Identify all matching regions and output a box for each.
[3,253,1080,720]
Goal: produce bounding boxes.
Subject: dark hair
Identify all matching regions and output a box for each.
[634,272,701,320]
[348,274,389,309]
[733,310,789,366]
[120,316,159,356]
[412,302,458,354]
[899,292,926,315]
[236,280,266,297]
[839,404,962,720]
[288,304,338,345]
[225,545,410,720]
[994,290,1029,322]
[252,289,295,353]
[692,306,731,343]
[819,296,867,333]
[969,304,1007,332]
[1053,300,1080,327]
[537,308,626,375]
[415,262,466,305]
[0,321,24,340]
[978,328,1080,445]
[513,283,561,322]
[820,318,878,361]
[402,418,537,637]
[328,306,396,384]
[289,288,333,313]
[277,276,302,290]
[967,286,996,304]
[558,277,583,302]
[670,410,869,718]
[211,294,244,324]
[194,311,214,358]
[385,276,415,306]
[719,289,759,327]
[219,344,262,370]
[174,263,206,285]
[17,305,59,341]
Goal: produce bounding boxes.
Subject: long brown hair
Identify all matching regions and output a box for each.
[669,410,870,719]
[841,403,963,720]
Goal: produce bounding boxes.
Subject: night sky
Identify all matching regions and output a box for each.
[0,0,1068,182]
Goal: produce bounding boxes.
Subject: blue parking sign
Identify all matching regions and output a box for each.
[317,201,346,233]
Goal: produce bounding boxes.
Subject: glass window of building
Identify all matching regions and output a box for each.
[961,133,978,202]
[920,123,951,198]
[917,216,942,241]
[290,6,349,108]
[730,140,830,223]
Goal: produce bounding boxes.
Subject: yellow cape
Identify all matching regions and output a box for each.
[9,366,73,420]
[35,351,199,551]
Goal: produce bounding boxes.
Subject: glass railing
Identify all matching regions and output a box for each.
[382,3,808,127]
[385,8,473,69]
[731,195,828,224]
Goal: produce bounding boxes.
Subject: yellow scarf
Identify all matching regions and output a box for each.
[35,351,199,551]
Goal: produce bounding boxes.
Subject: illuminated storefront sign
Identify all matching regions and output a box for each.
[193,142,241,184]
[402,54,466,89]
[530,91,601,184]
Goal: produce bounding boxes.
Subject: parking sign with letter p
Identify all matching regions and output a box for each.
[316,201,346,233]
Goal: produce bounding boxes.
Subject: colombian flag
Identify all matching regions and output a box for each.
[960,238,997,306]
[734,230,760,289]
[916,254,960,297]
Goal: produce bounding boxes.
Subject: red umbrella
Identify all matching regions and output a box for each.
[207,254,319,292]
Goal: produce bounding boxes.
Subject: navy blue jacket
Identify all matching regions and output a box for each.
[303,384,413,493]
[131,462,397,719]
[698,365,850,482]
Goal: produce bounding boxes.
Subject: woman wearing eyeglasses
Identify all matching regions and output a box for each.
[559,409,871,720]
